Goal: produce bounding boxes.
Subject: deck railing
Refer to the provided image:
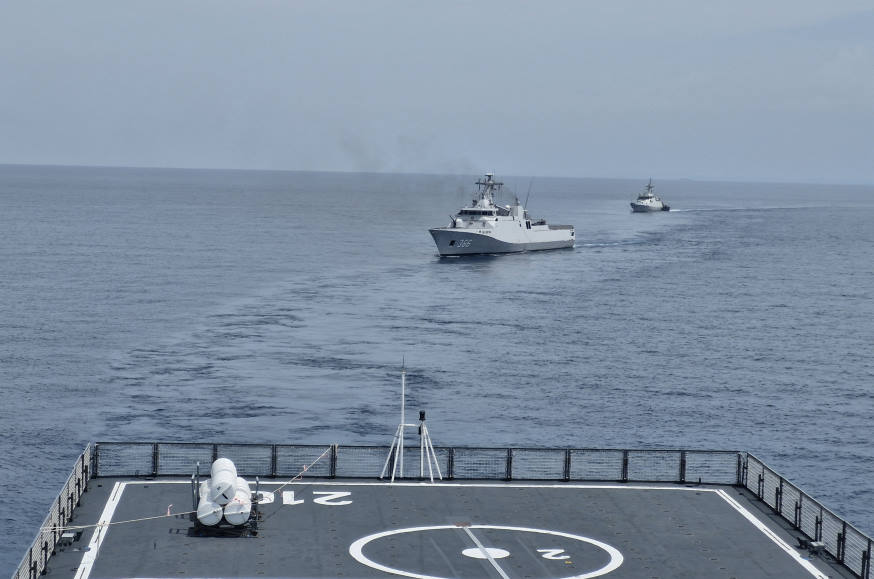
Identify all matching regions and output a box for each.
[743,453,872,578]
[13,443,872,579]
[13,445,91,579]
[90,442,744,484]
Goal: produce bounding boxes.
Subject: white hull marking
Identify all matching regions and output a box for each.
[313,491,353,505]
[282,490,305,505]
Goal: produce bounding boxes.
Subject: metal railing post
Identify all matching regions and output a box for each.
[759,464,766,498]
[151,443,159,477]
[563,449,571,482]
[448,447,455,480]
[55,512,63,551]
[776,478,783,514]
[679,451,686,483]
[621,450,629,482]
[738,453,745,486]
[838,521,847,564]
[190,471,198,514]
[80,451,87,496]
[506,449,513,481]
[330,444,338,478]
[53,506,60,551]
[271,445,277,478]
[865,538,872,579]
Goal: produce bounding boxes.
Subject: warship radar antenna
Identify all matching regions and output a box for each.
[380,363,442,483]
[474,173,503,207]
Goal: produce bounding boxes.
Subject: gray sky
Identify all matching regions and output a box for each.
[2,1,873,183]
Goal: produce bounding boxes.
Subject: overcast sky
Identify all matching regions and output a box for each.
[2,1,873,183]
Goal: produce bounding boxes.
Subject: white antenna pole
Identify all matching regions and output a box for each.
[399,365,406,477]
[424,426,434,482]
[380,361,442,483]
[426,428,443,480]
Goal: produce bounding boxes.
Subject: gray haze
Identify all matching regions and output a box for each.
[1,1,873,183]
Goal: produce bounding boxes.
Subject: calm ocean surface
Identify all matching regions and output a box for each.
[1,165,873,571]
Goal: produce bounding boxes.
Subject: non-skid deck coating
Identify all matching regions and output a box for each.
[48,478,847,579]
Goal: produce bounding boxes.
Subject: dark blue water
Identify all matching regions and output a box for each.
[1,165,872,572]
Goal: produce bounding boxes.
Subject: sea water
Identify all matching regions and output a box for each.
[1,165,872,572]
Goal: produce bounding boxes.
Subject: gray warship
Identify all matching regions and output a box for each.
[630,179,670,212]
[429,174,574,256]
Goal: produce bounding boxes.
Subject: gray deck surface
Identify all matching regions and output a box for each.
[45,478,849,579]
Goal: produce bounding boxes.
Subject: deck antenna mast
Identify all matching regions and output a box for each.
[475,173,502,207]
[379,362,443,483]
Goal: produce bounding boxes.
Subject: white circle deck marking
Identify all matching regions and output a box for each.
[349,524,624,579]
[462,547,510,559]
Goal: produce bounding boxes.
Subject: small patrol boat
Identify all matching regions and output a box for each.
[429,173,574,256]
[631,178,670,212]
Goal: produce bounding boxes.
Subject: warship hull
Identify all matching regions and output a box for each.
[630,202,670,212]
[429,227,574,256]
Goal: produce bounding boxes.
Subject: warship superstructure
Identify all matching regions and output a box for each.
[429,174,574,256]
